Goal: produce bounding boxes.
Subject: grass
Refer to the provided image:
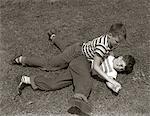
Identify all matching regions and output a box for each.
[0,0,150,115]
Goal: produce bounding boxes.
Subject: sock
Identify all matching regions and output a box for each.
[50,34,56,41]
[15,56,26,65]
[15,56,23,63]
[21,76,31,84]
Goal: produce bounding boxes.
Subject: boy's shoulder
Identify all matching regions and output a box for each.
[95,34,108,39]
[104,54,114,60]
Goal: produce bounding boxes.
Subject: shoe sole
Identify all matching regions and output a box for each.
[67,106,90,116]
[68,97,92,114]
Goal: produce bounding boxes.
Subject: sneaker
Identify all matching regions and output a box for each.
[17,82,27,95]
[17,76,30,95]
[67,106,90,116]
[68,97,92,115]
[11,55,26,66]
[47,29,56,41]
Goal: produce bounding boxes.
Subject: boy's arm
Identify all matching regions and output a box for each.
[93,54,121,87]
[105,76,121,93]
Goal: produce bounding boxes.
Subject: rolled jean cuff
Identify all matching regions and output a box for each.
[30,76,38,90]
[74,93,88,102]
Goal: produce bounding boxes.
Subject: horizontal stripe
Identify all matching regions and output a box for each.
[95,50,104,57]
[96,46,107,53]
[95,48,105,55]
[96,44,107,51]
[82,35,109,59]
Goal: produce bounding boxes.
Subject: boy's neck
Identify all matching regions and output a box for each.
[106,34,113,49]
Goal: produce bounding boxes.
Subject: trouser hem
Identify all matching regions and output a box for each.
[30,76,38,90]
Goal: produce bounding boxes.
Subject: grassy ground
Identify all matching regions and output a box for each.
[0,0,150,115]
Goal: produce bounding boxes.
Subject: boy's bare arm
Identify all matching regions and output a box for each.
[93,54,121,87]
[106,76,122,93]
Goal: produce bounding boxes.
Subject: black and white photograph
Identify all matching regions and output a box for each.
[0,0,150,115]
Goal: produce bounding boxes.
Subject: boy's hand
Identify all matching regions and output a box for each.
[113,84,122,93]
[110,78,121,87]
[112,82,122,93]
[106,82,122,93]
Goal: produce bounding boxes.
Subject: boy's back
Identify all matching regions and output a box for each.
[82,34,110,60]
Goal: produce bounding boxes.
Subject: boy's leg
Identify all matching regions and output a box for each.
[18,68,73,94]
[20,55,68,71]
[14,55,69,71]
[69,55,92,98]
[52,36,80,52]
[68,55,93,114]
[14,42,82,71]
[44,42,83,71]
[16,56,47,67]
[48,30,79,52]
[51,37,66,52]
[33,69,73,90]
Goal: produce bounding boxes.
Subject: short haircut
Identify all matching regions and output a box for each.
[109,23,126,40]
[122,55,136,74]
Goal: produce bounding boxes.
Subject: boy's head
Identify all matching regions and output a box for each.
[113,55,135,74]
[108,23,126,49]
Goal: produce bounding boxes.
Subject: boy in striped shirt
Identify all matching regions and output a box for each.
[13,23,127,115]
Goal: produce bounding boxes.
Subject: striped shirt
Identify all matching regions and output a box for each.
[82,35,110,60]
[91,55,117,79]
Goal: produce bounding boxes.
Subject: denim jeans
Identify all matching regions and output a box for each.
[23,38,93,98]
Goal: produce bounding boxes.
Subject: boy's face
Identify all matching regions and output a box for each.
[113,56,126,72]
[108,34,122,49]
